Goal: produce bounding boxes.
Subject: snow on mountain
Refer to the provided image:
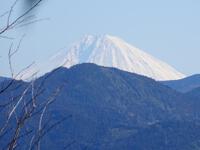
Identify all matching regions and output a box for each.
[56,35,185,81]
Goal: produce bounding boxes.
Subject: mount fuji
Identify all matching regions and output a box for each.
[55,35,184,81]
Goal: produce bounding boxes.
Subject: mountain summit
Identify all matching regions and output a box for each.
[58,35,185,80]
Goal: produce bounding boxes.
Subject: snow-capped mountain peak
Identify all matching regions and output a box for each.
[59,34,185,81]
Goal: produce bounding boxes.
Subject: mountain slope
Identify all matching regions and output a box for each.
[0,77,4,82]
[115,121,200,150]
[186,87,200,100]
[162,74,200,93]
[32,63,197,149]
[0,77,9,83]
[55,35,185,81]
[0,64,198,150]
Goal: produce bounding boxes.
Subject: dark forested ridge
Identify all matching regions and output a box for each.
[162,74,200,93]
[186,87,200,100]
[0,77,10,83]
[1,63,200,150]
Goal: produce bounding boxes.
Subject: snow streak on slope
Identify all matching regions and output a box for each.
[58,35,185,81]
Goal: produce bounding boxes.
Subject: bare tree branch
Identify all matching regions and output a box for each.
[0,1,69,149]
[0,0,43,35]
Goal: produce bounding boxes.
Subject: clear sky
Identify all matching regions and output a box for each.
[0,0,200,77]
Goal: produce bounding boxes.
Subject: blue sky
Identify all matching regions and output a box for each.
[0,0,200,77]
